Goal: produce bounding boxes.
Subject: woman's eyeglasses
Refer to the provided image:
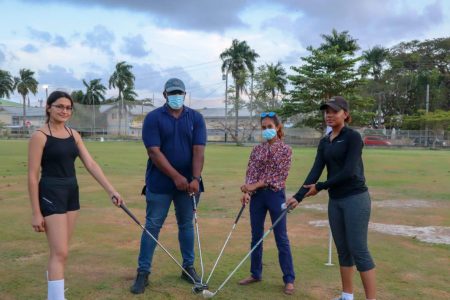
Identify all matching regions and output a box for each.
[260,112,276,118]
[52,104,73,112]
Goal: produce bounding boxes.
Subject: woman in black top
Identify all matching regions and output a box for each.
[28,91,124,300]
[286,96,376,300]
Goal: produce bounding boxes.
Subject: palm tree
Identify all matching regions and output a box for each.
[263,62,287,109]
[109,61,135,135]
[122,85,138,102]
[320,28,360,55]
[0,69,15,98]
[14,69,38,132]
[220,39,259,139]
[361,46,390,80]
[361,46,390,127]
[83,78,106,135]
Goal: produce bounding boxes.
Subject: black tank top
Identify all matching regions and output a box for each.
[38,124,79,178]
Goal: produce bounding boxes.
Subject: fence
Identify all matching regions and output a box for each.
[1,102,448,148]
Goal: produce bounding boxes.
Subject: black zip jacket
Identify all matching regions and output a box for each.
[294,126,368,202]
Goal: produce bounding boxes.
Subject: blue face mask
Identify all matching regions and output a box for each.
[167,94,184,109]
[262,128,277,141]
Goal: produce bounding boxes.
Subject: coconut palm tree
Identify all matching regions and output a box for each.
[361,46,390,127]
[83,78,106,135]
[262,62,287,109]
[14,69,38,132]
[109,61,135,135]
[320,28,360,55]
[220,39,259,139]
[361,46,390,80]
[0,69,15,98]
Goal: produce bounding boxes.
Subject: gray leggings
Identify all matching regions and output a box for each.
[328,191,375,272]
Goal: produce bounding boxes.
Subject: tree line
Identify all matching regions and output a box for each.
[219,30,449,137]
[1,29,449,136]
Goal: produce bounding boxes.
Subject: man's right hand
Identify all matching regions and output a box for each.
[174,175,189,191]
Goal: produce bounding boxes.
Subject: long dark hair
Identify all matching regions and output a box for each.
[45,91,73,123]
[261,114,284,139]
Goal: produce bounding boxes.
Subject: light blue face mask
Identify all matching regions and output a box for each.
[167,95,184,109]
[262,128,277,141]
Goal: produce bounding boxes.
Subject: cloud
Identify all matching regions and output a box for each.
[0,49,5,64]
[132,63,165,92]
[260,0,446,49]
[82,25,115,56]
[21,0,248,32]
[27,27,52,42]
[22,44,39,53]
[52,35,68,48]
[121,34,150,58]
[38,65,82,90]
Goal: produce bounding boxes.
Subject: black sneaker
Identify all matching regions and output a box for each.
[130,271,150,294]
[181,266,201,284]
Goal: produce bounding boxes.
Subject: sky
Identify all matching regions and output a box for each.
[0,0,449,108]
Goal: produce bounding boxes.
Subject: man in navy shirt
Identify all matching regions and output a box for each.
[130,78,207,294]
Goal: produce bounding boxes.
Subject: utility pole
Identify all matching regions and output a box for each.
[250,73,253,124]
[425,84,430,146]
[223,71,229,142]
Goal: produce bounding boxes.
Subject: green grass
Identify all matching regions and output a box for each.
[0,140,449,299]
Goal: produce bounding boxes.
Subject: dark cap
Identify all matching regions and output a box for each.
[164,78,185,93]
[320,96,349,111]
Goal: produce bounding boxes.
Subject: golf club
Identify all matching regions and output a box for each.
[118,202,208,293]
[202,203,293,298]
[206,204,246,285]
[191,193,208,293]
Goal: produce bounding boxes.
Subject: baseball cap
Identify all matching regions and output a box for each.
[319,96,349,111]
[164,78,185,93]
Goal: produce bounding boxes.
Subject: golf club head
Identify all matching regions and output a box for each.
[192,283,208,294]
[202,290,215,298]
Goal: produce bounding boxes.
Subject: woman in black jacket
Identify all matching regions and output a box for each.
[286,96,376,300]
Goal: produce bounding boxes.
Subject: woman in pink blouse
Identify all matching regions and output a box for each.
[238,112,295,295]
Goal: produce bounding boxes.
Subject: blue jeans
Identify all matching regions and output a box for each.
[137,191,198,272]
[328,191,375,272]
[249,189,295,284]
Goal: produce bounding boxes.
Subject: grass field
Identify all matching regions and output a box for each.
[0,140,449,300]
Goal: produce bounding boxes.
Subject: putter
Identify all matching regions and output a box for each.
[202,203,292,298]
[206,204,246,285]
[191,194,208,293]
[119,203,207,293]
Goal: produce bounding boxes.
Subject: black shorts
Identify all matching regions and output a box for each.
[39,177,80,217]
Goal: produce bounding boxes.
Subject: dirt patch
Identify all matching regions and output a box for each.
[302,199,442,212]
[309,220,450,245]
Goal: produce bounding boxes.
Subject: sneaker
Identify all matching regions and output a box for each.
[130,271,150,294]
[181,266,201,284]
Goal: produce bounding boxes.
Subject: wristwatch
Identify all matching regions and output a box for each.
[192,176,202,182]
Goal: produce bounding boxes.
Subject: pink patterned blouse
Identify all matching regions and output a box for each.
[245,139,292,192]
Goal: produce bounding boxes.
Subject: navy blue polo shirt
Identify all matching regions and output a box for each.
[142,104,206,193]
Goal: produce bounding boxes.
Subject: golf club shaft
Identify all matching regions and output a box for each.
[120,204,197,284]
[212,206,290,296]
[206,204,246,284]
[192,195,205,283]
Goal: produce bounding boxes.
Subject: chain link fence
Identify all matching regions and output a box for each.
[1,102,448,149]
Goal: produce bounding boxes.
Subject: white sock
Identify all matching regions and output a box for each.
[342,292,354,300]
[48,279,65,300]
